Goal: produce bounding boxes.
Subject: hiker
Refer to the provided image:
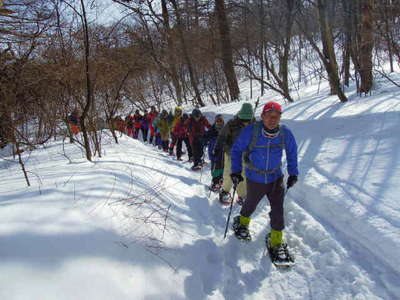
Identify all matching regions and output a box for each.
[214,102,254,205]
[148,106,158,145]
[156,110,171,152]
[168,106,183,155]
[114,116,126,133]
[133,110,142,139]
[125,114,134,137]
[141,111,149,142]
[230,101,298,263]
[68,109,80,135]
[172,113,193,161]
[204,114,225,192]
[185,108,211,170]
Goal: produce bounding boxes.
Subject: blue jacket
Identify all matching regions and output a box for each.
[231,122,298,184]
[204,124,223,162]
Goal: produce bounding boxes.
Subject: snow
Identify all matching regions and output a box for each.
[1,73,400,299]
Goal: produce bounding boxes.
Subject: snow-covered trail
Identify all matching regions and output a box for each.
[172,164,392,300]
[112,134,394,299]
[1,89,399,299]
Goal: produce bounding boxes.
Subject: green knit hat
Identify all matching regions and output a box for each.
[237,103,254,120]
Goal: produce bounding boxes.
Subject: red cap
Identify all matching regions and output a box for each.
[262,102,282,114]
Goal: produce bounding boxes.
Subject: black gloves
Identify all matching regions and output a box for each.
[287,175,298,189]
[230,173,244,186]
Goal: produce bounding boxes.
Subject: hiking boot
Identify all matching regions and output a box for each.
[219,190,231,205]
[232,216,251,241]
[177,157,183,161]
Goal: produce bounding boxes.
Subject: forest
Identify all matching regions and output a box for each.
[0,0,399,164]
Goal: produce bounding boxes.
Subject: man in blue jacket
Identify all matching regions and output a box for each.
[230,102,298,261]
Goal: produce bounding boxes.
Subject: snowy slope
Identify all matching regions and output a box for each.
[1,74,400,299]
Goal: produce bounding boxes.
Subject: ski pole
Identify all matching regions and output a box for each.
[223,182,238,239]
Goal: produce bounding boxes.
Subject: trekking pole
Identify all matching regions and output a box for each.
[208,161,216,198]
[223,182,238,239]
[284,185,290,197]
[199,145,207,183]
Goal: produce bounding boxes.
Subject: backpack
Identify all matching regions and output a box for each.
[244,121,286,175]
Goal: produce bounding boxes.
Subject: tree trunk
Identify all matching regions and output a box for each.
[214,0,240,101]
[170,0,204,107]
[16,141,30,187]
[317,0,348,102]
[279,0,295,102]
[359,0,374,94]
[161,0,183,105]
[342,0,353,87]
[79,0,92,161]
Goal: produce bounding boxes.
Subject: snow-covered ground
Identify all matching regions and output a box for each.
[1,73,399,299]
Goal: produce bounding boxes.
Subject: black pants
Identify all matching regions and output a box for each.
[176,137,192,159]
[140,128,148,142]
[191,138,204,166]
[240,177,285,231]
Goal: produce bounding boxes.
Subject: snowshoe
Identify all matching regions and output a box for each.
[219,190,232,205]
[191,164,202,171]
[237,196,245,206]
[176,157,183,161]
[232,216,251,241]
[266,234,295,268]
[209,183,221,193]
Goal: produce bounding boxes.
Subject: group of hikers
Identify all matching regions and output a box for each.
[68,101,299,265]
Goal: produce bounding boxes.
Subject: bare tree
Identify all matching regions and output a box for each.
[297,0,348,102]
[214,0,240,101]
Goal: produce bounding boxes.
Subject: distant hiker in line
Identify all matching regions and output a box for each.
[204,114,225,191]
[141,111,149,143]
[152,114,162,149]
[230,101,298,263]
[172,113,193,161]
[156,110,171,152]
[114,116,126,134]
[133,110,142,139]
[68,109,80,135]
[168,106,183,155]
[185,108,211,170]
[214,103,254,205]
[148,106,158,145]
[125,113,134,137]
